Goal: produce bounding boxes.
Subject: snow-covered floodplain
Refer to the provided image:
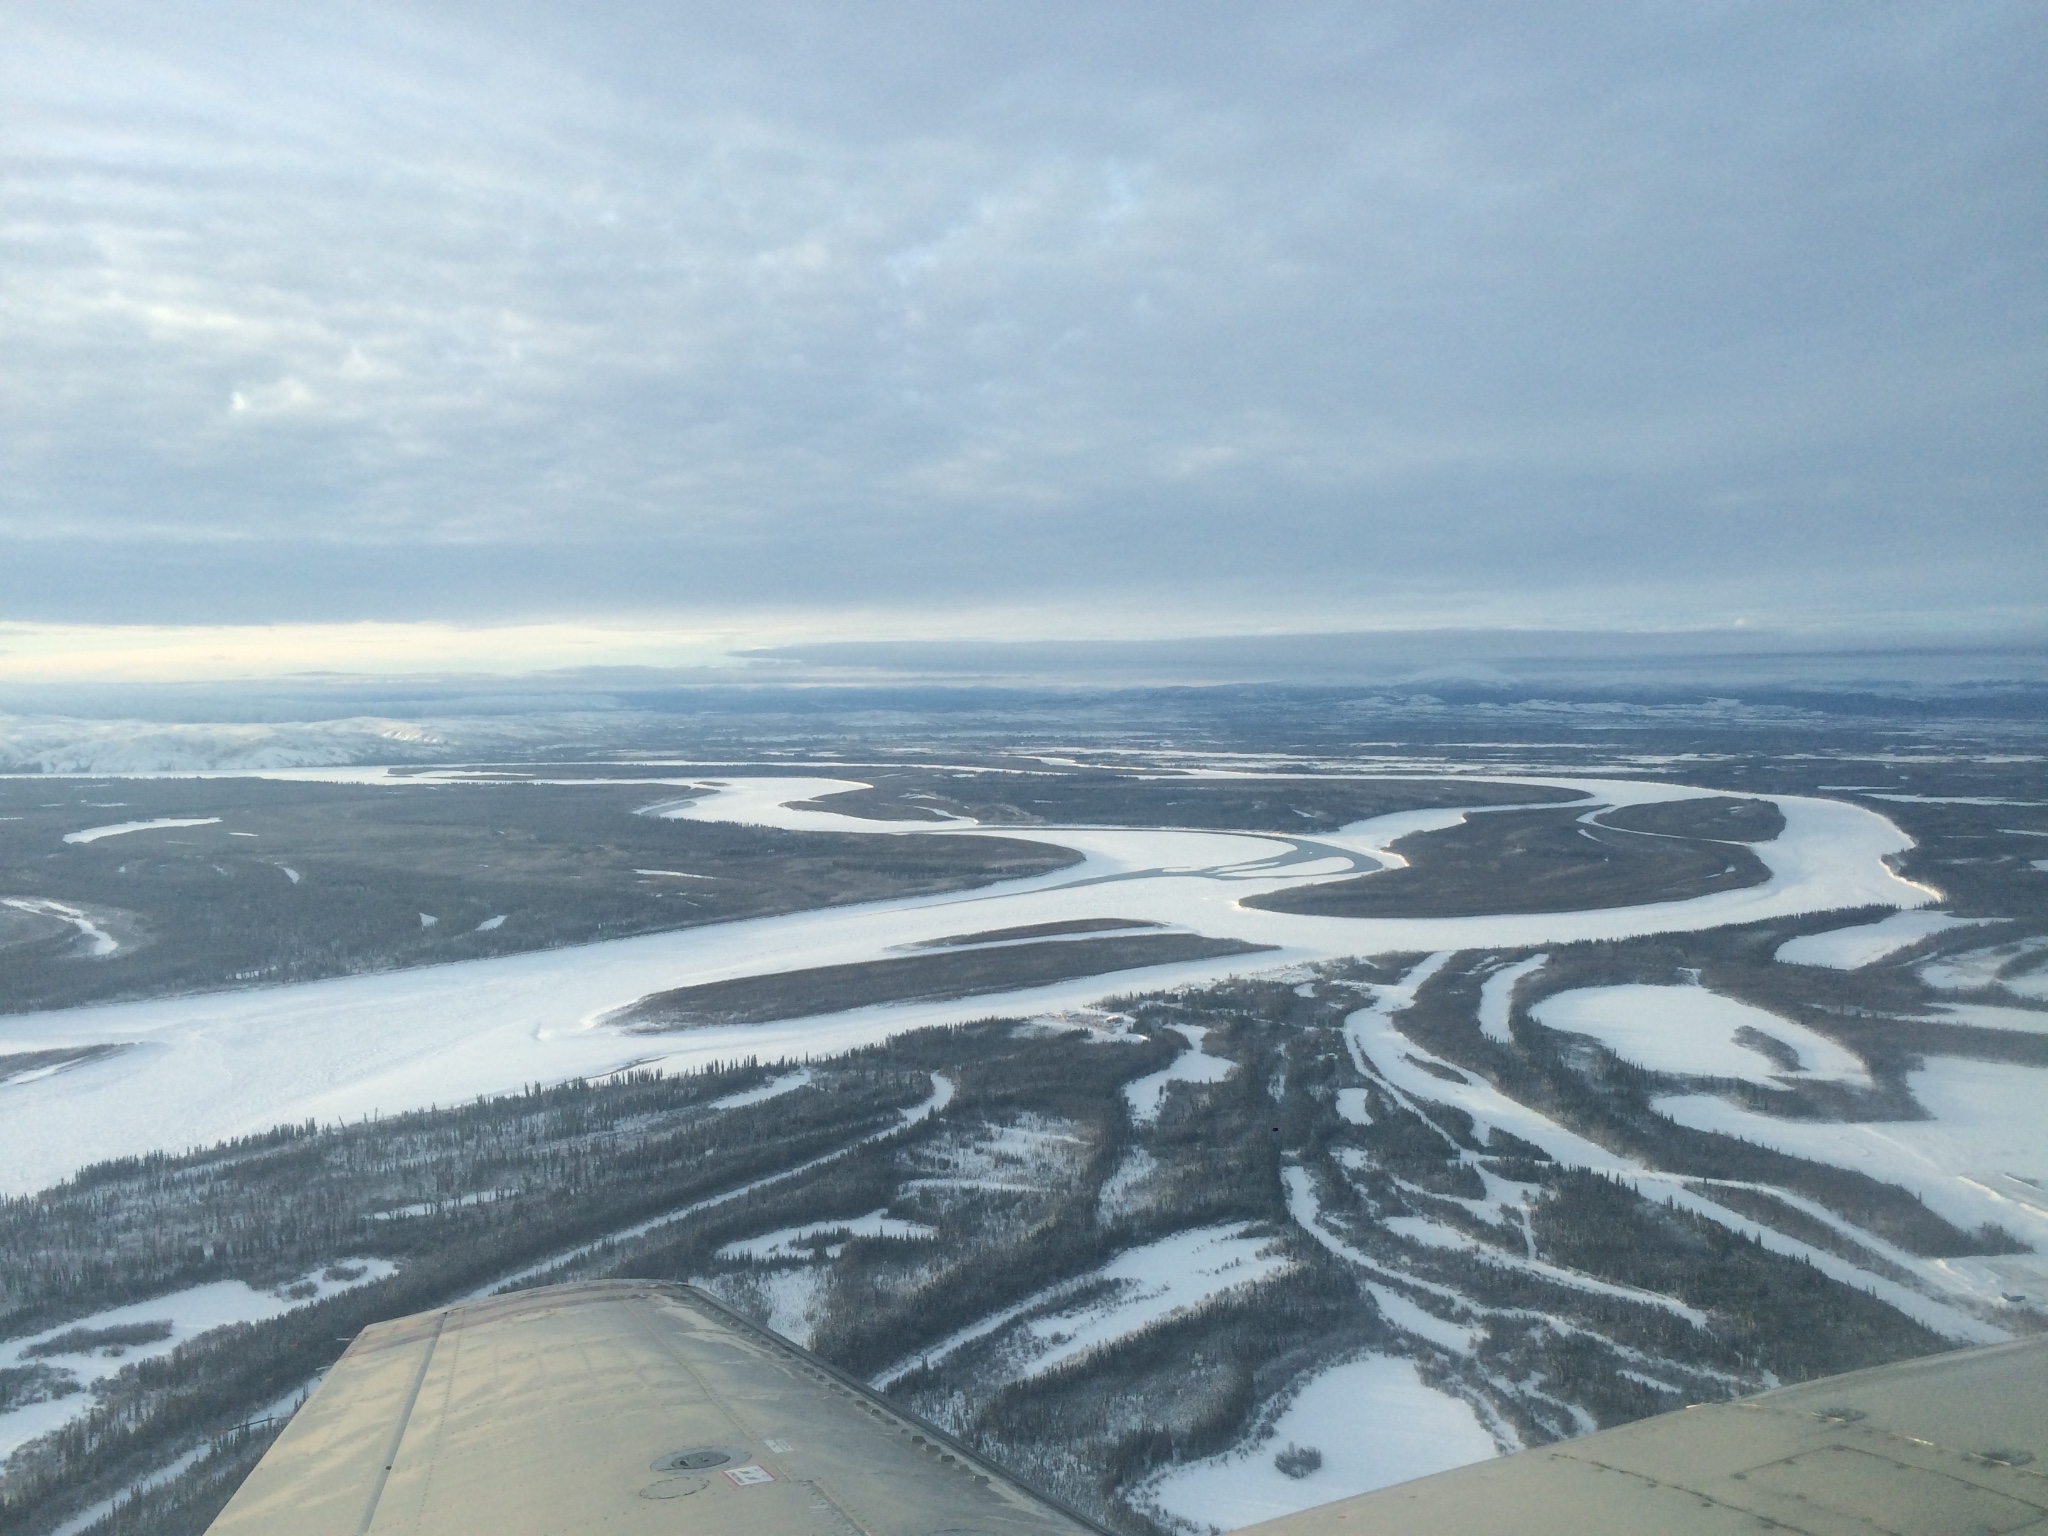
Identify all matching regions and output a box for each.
[1124,1024,1235,1123]
[1335,959,2007,1343]
[1775,910,1983,969]
[0,773,1933,1196]
[1015,1224,1295,1381]
[867,1222,1295,1390]
[1910,1003,2048,1035]
[1655,1055,2048,1252]
[1476,953,1547,1043]
[0,1260,395,1459]
[1529,984,1871,1087]
[1143,1355,1499,1532]
[1919,939,2048,994]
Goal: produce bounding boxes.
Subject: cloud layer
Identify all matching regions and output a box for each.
[3,2,2043,638]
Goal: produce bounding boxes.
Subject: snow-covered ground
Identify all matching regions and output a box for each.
[0,773,1933,1196]
[1334,1088,1372,1125]
[1124,1024,1235,1124]
[1655,1056,2048,1254]
[1334,957,2008,1343]
[1910,1003,2048,1035]
[1344,960,1621,1173]
[1015,1225,1295,1381]
[698,1067,813,1108]
[737,1268,830,1347]
[1379,1209,1708,1324]
[1529,983,1871,1087]
[0,898,119,957]
[1143,1355,1499,1532]
[1281,1168,1486,1357]
[61,816,220,844]
[869,1223,1294,1389]
[469,1073,955,1300]
[903,1114,1091,1196]
[0,1260,395,1460]
[1476,954,1546,1043]
[1097,1147,1163,1221]
[716,1209,935,1261]
[1775,911,1982,969]
[1921,940,2048,1000]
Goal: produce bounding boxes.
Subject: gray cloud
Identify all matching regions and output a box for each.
[2,1,2042,633]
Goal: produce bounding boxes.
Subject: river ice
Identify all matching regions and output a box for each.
[0,773,1933,1195]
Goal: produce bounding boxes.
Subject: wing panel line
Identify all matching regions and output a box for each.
[354,1308,447,1535]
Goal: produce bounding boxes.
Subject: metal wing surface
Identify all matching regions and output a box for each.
[1247,1333,2048,1536]
[205,1280,1107,1536]
[208,1278,2048,1536]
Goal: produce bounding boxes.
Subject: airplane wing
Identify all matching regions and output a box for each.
[1245,1331,2048,1536]
[207,1279,2048,1536]
[207,1280,1107,1536]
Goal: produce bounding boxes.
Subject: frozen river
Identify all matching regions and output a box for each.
[0,773,1931,1196]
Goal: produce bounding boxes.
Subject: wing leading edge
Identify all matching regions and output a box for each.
[207,1280,2048,1536]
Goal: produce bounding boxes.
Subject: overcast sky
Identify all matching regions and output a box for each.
[2,2,2042,676]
